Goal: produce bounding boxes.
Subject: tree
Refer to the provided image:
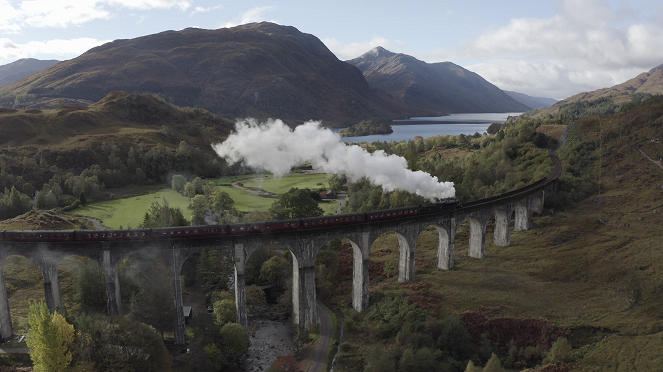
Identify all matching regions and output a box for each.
[183,182,196,198]
[464,360,482,372]
[213,299,236,326]
[260,256,290,289]
[189,194,209,226]
[171,174,186,192]
[246,284,267,312]
[364,346,395,372]
[73,258,105,311]
[546,337,573,363]
[268,188,323,220]
[79,191,87,205]
[219,323,249,360]
[139,199,189,228]
[126,256,175,335]
[328,173,347,191]
[208,189,236,222]
[93,316,171,372]
[26,302,72,372]
[196,250,233,298]
[483,353,506,372]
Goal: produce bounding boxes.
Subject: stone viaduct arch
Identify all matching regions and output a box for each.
[0,164,559,345]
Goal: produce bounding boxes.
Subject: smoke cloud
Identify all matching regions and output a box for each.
[212,119,455,200]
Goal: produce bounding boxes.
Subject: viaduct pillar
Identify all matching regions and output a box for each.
[234,244,248,330]
[436,221,454,270]
[467,217,487,259]
[397,230,417,283]
[40,261,62,313]
[351,232,370,312]
[514,201,529,231]
[291,253,316,329]
[0,258,13,339]
[169,248,186,345]
[493,208,512,247]
[101,250,122,316]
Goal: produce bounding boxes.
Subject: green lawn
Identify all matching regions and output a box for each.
[71,173,341,228]
[73,189,192,229]
[237,172,332,194]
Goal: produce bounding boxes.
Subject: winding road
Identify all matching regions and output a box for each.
[309,302,333,372]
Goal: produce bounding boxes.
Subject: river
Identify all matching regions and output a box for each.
[333,112,523,143]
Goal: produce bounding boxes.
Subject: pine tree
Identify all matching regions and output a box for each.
[483,352,506,372]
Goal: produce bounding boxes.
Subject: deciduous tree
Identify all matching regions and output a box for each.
[27,302,72,372]
[268,188,323,220]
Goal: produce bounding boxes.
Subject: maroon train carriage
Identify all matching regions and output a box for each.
[75,229,151,241]
[301,213,365,228]
[5,230,75,242]
[366,206,420,222]
[229,222,265,234]
[229,219,300,234]
[265,219,300,232]
[152,225,227,239]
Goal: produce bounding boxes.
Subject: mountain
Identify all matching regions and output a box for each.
[0,91,233,149]
[0,58,60,87]
[527,63,663,118]
[504,91,557,109]
[0,23,429,127]
[347,47,531,114]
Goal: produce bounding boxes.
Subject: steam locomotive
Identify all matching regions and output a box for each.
[3,200,460,243]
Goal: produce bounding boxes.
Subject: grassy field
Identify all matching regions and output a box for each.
[73,189,192,229]
[70,172,340,228]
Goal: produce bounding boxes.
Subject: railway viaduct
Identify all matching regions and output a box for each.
[0,160,560,345]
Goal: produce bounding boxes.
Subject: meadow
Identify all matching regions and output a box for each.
[71,172,339,229]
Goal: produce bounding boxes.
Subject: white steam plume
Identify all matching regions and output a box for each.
[212,119,455,200]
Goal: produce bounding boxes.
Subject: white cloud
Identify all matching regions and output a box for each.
[190,5,221,17]
[221,5,278,28]
[0,0,190,31]
[0,37,109,65]
[107,0,191,11]
[441,0,663,99]
[20,0,111,28]
[322,36,405,60]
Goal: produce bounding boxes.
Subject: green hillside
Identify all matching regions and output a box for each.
[328,96,663,372]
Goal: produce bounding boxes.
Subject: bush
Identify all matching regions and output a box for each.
[545,337,573,363]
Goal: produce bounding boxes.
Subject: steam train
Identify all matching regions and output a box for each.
[3,200,460,243]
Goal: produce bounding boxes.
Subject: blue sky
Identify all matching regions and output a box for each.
[1,0,663,99]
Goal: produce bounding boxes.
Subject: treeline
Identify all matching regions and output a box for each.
[27,302,172,372]
[0,138,237,220]
[340,118,393,137]
[336,291,574,372]
[343,118,553,211]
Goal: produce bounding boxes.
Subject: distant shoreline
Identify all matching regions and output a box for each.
[391,120,500,125]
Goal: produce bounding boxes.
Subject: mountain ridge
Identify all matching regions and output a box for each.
[526,63,663,118]
[0,58,60,88]
[0,23,432,127]
[348,46,532,114]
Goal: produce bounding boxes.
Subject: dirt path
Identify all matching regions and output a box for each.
[80,216,105,229]
[638,148,663,171]
[309,302,332,372]
[230,177,278,197]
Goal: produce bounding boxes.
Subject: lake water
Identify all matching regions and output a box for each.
[334,113,523,143]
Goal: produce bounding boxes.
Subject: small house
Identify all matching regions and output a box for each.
[183,306,193,324]
[320,189,338,199]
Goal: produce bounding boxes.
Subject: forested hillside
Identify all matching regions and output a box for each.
[0,91,235,220]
